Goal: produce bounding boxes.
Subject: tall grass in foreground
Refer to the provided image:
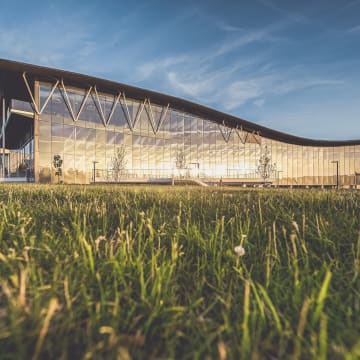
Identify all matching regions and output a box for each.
[0,185,359,359]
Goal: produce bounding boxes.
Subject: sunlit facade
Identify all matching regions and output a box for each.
[1,59,360,186]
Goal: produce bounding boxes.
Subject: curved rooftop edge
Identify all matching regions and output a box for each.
[1,57,359,147]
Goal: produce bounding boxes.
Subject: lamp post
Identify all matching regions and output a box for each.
[92,161,98,183]
[331,160,339,189]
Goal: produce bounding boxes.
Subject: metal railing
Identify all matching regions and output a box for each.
[90,168,267,182]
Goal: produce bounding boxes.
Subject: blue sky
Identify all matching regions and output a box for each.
[0,0,360,140]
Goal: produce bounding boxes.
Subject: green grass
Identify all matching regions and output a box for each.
[0,185,359,359]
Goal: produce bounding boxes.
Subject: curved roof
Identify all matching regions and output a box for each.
[1,58,359,146]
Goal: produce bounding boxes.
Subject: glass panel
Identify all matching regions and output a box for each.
[112,101,129,129]
[104,95,116,123]
[63,125,74,155]
[63,125,74,139]
[39,121,51,140]
[130,101,143,131]
[40,85,52,112]
[51,88,71,121]
[79,93,103,126]
[158,108,170,134]
[39,140,51,153]
[64,87,87,117]
[51,123,63,138]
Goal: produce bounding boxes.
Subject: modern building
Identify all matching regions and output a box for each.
[1,58,359,186]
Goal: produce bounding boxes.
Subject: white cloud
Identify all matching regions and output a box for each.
[0,16,94,69]
[270,78,344,95]
[253,98,265,107]
[212,26,284,59]
[135,56,189,82]
[215,21,243,32]
[348,25,360,33]
[221,80,264,110]
[162,58,344,112]
[128,16,312,110]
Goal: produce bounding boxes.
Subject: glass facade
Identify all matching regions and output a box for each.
[36,82,360,186]
[1,99,34,180]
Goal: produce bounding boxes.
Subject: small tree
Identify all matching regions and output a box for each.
[175,149,186,178]
[53,155,63,184]
[256,146,276,183]
[175,149,186,170]
[112,146,127,182]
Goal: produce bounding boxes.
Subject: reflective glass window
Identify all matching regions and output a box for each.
[80,94,103,126]
[40,85,52,113]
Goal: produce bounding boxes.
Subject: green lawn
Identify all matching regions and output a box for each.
[0,185,359,359]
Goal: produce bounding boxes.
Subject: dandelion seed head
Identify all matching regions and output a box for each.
[234,245,245,257]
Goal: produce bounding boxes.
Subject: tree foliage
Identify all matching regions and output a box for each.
[53,154,63,184]
[112,146,127,182]
[256,146,276,182]
[175,149,186,170]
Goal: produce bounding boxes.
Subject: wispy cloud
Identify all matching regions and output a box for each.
[343,0,360,10]
[134,56,190,82]
[221,80,264,110]
[131,15,290,87]
[130,13,343,114]
[348,25,360,33]
[221,76,344,111]
[256,0,311,23]
[156,54,270,107]
[0,14,96,68]
[253,98,265,108]
[165,65,344,112]
[215,21,243,32]
[211,20,291,59]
